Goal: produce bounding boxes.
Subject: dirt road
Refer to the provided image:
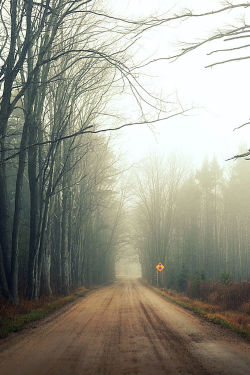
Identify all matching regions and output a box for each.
[0,278,250,375]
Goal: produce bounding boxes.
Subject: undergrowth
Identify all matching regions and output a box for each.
[187,279,250,312]
[141,279,250,341]
[0,287,88,339]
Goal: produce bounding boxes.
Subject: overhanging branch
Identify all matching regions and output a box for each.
[1,108,191,162]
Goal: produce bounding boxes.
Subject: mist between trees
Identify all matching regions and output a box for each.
[132,149,250,289]
[1,0,194,305]
[1,0,250,306]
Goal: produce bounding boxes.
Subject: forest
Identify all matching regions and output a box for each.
[1,0,250,307]
[132,150,250,287]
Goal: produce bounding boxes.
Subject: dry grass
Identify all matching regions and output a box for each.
[187,280,250,312]
[166,288,250,337]
[0,287,87,339]
[0,287,87,319]
[142,280,250,340]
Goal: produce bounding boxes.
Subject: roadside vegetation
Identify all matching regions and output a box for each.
[142,276,250,341]
[0,286,91,339]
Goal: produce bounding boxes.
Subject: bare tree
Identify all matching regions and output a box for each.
[132,152,190,283]
[0,0,197,303]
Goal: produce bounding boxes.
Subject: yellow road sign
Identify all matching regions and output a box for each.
[156,263,164,272]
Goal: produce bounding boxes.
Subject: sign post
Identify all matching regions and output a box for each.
[156,263,164,287]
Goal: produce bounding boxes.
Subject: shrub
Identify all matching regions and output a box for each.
[187,270,208,299]
[188,273,202,299]
[200,269,207,281]
[187,278,250,311]
[177,263,189,292]
[165,262,178,289]
[220,270,234,285]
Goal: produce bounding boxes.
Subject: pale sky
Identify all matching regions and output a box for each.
[112,0,250,166]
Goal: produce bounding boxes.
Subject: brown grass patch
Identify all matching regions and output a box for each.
[0,287,87,339]
[160,287,250,337]
[142,280,250,339]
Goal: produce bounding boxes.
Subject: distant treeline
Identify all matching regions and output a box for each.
[133,150,250,286]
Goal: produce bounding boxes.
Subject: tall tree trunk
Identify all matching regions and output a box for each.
[68,190,72,289]
[0,105,12,296]
[10,119,29,304]
[0,170,11,293]
[37,193,51,297]
[61,183,69,295]
[40,207,52,297]
[27,116,39,300]
[0,245,10,300]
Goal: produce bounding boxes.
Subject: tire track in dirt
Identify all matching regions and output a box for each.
[138,300,210,375]
[0,278,249,375]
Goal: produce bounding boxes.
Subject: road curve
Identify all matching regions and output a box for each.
[0,278,250,375]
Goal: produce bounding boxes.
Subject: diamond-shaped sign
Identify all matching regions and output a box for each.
[156,263,164,272]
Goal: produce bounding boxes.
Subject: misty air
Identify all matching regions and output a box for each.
[0,1,250,374]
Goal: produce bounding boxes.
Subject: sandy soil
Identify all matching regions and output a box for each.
[0,278,250,375]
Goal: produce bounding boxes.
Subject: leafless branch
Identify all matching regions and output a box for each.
[2,107,191,162]
[205,54,250,68]
[207,43,250,55]
[226,150,250,161]
[233,120,250,130]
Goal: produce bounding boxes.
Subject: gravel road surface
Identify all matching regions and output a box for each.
[0,278,250,375]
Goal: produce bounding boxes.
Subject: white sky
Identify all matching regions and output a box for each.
[112,0,250,167]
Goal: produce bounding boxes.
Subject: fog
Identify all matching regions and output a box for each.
[115,0,250,165]
[116,259,142,278]
[1,0,250,303]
